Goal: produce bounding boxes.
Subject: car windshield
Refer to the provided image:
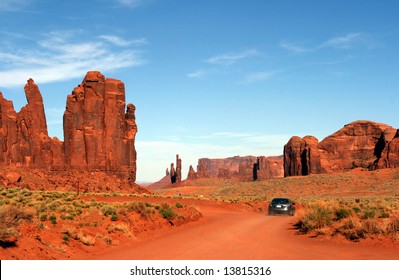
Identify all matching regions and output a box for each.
[272,198,289,204]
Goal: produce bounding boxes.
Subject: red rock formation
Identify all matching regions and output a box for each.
[284,136,306,176]
[170,154,182,184]
[256,156,284,180]
[386,136,399,168]
[196,161,209,179]
[0,80,61,168]
[63,71,137,181]
[196,155,284,181]
[187,165,197,180]
[284,120,399,177]
[0,71,138,183]
[318,121,392,172]
[170,163,176,183]
[284,135,322,177]
[176,154,182,183]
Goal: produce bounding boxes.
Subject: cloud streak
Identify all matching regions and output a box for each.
[280,32,374,53]
[205,49,259,65]
[0,31,146,87]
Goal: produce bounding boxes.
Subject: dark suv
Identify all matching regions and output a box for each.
[268,197,295,216]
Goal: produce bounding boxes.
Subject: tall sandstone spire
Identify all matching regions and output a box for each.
[0,71,138,182]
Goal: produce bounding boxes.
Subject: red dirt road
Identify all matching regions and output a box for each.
[91,201,399,260]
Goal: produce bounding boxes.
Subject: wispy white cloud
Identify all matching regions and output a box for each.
[241,71,279,84]
[187,70,206,79]
[319,33,366,49]
[99,35,147,47]
[0,30,146,87]
[281,32,375,53]
[206,49,259,65]
[279,41,308,53]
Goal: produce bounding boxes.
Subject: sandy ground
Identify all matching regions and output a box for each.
[91,199,399,260]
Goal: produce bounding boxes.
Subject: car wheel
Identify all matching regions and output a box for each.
[289,209,294,216]
[268,210,273,216]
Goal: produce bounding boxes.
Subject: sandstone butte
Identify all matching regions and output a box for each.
[0,71,138,183]
[284,120,399,176]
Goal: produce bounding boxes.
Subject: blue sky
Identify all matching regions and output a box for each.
[1,0,398,182]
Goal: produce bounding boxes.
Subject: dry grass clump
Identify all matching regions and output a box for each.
[0,205,33,247]
[296,198,399,241]
[62,225,96,246]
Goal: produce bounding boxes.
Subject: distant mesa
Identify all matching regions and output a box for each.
[192,156,284,181]
[0,71,139,191]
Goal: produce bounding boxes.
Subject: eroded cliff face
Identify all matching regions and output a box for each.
[0,79,63,168]
[64,71,137,181]
[284,120,399,177]
[193,155,284,181]
[0,71,138,182]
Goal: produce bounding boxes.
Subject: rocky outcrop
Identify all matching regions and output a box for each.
[0,71,138,183]
[170,154,182,184]
[256,156,284,180]
[187,165,197,180]
[0,80,62,169]
[284,136,322,176]
[284,120,399,177]
[196,161,209,179]
[195,155,284,181]
[64,71,137,181]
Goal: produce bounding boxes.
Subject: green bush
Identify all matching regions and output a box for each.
[158,204,177,220]
[111,212,118,221]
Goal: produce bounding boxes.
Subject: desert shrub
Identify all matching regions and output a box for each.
[362,207,377,219]
[101,205,117,217]
[0,206,33,246]
[76,232,96,246]
[362,219,382,235]
[62,225,78,238]
[125,201,151,219]
[335,208,353,221]
[62,235,70,245]
[386,218,399,234]
[338,217,365,241]
[158,204,177,220]
[297,203,334,233]
[49,214,57,225]
[379,211,390,218]
[40,214,47,221]
[175,202,184,208]
[111,212,118,221]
